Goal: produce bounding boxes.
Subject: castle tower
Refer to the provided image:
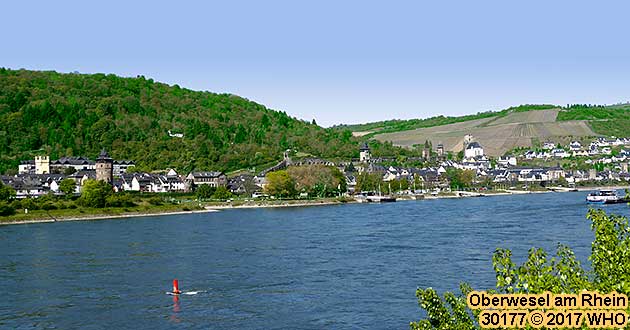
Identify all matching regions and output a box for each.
[359,142,371,162]
[437,143,444,157]
[35,155,50,174]
[96,149,114,184]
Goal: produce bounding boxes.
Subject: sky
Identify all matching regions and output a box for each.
[2,0,630,127]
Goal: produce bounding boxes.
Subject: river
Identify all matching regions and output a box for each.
[1,191,628,329]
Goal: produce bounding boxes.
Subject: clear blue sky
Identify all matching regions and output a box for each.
[2,1,630,127]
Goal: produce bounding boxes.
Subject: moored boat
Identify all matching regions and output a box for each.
[586,189,625,204]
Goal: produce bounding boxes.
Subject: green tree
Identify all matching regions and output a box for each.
[355,172,383,192]
[445,168,474,189]
[410,209,630,329]
[59,178,77,196]
[195,184,216,199]
[287,165,347,197]
[212,186,232,200]
[264,170,296,198]
[78,179,112,208]
[0,182,15,202]
[0,201,15,216]
[105,193,136,207]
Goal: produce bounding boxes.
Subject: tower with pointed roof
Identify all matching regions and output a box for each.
[96,149,114,184]
[359,142,371,162]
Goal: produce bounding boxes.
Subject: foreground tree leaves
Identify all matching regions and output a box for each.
[411,209,630,329]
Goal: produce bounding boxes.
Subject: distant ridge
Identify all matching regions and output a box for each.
[339,103,630,156]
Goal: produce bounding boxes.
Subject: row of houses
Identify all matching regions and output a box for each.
[19,156,136,176]
[0,170,231,198]
[525,137,630,160]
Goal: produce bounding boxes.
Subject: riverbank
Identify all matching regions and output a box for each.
[1,208,220,226]
[0,198,354,226]
[2,186,629,226]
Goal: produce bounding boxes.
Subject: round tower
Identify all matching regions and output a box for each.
[96,149,114,184]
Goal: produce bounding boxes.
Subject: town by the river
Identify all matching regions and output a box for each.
[1,191,627,329]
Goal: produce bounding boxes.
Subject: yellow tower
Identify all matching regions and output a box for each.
[35,155,50,174]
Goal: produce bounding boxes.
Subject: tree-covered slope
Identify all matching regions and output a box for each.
[0,69,367,174]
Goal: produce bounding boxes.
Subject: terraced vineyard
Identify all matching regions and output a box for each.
[372,109,597,156]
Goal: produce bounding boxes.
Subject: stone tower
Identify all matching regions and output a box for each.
[96,149,114,184]
[35,155,50,174]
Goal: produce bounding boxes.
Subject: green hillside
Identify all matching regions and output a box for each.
[557,103,630,137]
[0,69,401,174]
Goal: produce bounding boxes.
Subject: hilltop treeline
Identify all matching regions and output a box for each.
[335,102,630,138]
[0,69,407,174]
[334,104,557,136]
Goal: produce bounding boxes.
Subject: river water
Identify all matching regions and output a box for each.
[1,191,628,329]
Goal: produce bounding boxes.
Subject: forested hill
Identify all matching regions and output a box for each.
[0,69,373,174]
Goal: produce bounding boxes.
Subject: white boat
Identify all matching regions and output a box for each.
[586,189,621,204]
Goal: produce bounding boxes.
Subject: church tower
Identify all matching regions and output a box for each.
[359,142,371,162]
[96,149,114,184]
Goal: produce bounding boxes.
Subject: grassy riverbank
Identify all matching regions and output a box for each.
[3,186,629,226]
[0,197,355,225]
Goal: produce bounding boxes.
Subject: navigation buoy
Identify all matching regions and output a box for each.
[172,279,182,295]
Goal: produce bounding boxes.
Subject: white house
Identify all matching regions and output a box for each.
[543,142,556,150]
[572,150,589,157]
[464,142,484,158]
[18,160,35,174]
[552,148,570,158]
[497,156,517,167]
[569,141,582,151]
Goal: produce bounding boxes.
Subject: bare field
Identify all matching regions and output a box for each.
[486,109,559,126]
[351,131,375,137]
[372,110,596,156]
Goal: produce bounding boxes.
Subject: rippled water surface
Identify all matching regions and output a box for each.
[1,191,628,329]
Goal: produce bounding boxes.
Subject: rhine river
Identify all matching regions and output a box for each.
[1,191,629,329]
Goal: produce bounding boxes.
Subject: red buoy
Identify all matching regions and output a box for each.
[172,279,182,294]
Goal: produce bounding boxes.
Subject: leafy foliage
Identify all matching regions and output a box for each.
[0,202,15,216]
[195,184,216,199]
[354,172,382,192]
[105,193,136,207]
[411,209,630,329]
[0,182,15,201]
[287,165,346,197]
[59,178,77,196]
[264,170,297,198]
[0,69,404,174]
[78,179,112,208]
[445,168,474,189]
[212,186,232,200]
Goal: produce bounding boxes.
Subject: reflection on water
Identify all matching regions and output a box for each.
[1,191,628,329]
[170,295,181,323]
